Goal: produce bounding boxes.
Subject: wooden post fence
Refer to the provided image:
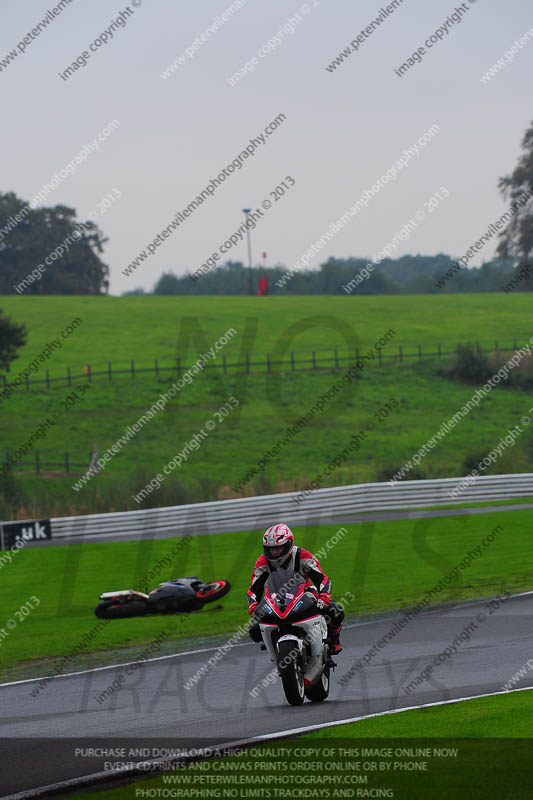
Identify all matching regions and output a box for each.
[4,339,532,392]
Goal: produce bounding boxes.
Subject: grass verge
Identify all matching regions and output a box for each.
[71,691,533,800]
[1,510,531,680]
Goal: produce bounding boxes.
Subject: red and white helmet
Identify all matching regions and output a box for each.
[263,523,294,568]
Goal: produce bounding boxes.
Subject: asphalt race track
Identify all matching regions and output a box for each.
[1,592,532,797]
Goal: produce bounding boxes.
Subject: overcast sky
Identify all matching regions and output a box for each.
[2,0,532,294]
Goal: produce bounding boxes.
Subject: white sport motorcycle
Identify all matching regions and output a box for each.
[255,569,332,705]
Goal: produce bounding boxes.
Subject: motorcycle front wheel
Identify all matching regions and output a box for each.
[278,640,305,706]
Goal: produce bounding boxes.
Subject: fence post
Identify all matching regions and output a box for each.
[131,360,135,380]
[67,366,71,387]
[155,359,159,378]
[399,345,403,363]
[418,345,422,359]
[223,355,227,375]
[246,354,250,374]
[108,361,112,380]
[438,343,441,358]
[290,352,295,371]
[267,354,271,373]
[65,452,70,474]
[35,451,40,475]
[89,444,99,475]
[46,370,50,390]
[312,351,316,370]
[377,348,382,366]
[334,348,339,369]
[177,358,181,376]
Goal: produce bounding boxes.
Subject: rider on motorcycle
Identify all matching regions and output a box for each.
[247,523,344,655]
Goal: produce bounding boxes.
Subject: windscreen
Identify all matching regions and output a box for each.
[265,569,306,601]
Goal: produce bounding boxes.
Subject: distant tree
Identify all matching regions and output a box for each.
[0,308,27,370]
[151,255,517,295]
[321,257,397,294]
[122,287,146,296]
[0,191,109,294]
[153,263,251,295]
[153,272,182,294]
[497,120,533,264]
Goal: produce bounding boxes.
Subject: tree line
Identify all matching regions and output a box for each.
[147,254,528,295]
[1,120,532,296]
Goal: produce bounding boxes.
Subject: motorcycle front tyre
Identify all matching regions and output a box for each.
[278,639,305,706]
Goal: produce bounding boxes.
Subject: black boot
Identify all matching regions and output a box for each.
[329,627,342,655]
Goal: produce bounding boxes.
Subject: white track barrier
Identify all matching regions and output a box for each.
[49,474,533,539]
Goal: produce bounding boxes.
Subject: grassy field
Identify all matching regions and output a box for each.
[3,354,533,518]
[71,692,533,800]
[2,294,533,518]
[309,691,533,738]
[1,294,533,369]
[1,509,530,678]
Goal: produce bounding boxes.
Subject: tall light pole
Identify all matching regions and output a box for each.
[243,208,253,295]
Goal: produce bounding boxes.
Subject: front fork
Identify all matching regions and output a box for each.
[276,634,305,674]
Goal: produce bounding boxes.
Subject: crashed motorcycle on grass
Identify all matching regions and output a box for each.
[94,577,230,619]
[254,569,334,705]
